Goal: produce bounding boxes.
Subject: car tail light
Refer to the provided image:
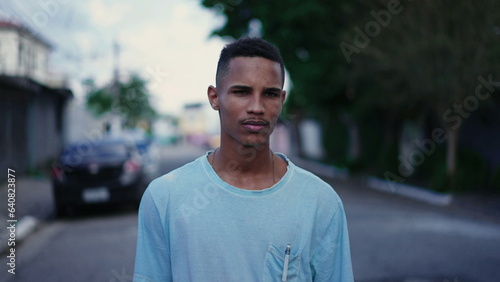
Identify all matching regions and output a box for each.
[52,166,66,182]
[123,159,140,173]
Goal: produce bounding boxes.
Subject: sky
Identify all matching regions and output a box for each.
[0,0,230,115]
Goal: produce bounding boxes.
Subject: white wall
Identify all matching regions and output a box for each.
[0,27,51,85]
[64,100,106,144]
[299,119,324,160]
[0,29,19,75]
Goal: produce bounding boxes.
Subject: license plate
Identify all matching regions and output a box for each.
[82,187,110,203]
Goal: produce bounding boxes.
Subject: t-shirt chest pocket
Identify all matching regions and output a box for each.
[263,244,302,282]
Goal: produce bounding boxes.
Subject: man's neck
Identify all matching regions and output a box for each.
[210,142,278,190]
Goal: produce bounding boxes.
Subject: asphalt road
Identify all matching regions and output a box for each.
[1,143,499,282]
[331,177,500,282]
[0,210,138,282]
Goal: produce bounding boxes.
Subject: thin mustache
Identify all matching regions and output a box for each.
[241,118,270,125]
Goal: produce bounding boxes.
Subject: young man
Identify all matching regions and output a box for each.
[133,38,353,281]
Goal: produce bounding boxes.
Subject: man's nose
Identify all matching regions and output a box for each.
[247,93,265,115]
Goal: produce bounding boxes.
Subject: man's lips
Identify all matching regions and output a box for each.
[241,119,269,132]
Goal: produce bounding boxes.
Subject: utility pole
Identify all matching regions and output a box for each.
[109,39,121,135]
[113,39,120,96]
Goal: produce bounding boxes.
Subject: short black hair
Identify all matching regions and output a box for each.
[216,37,285,87]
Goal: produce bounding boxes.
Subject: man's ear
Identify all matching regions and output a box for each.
[281,90,287,105]
[207,85,219,110]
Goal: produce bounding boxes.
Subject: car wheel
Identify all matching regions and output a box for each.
[55,204,66,218]
[55,203,74,218]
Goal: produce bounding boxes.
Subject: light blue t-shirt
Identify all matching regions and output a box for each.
[133,152,353,282]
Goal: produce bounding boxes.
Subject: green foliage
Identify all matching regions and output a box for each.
[321,114,349,168]
[85,74,157,128]
[349,0,499,113]
[431,148,489,192]
[86,88,113,116]
[377,145,399,179]
[358,110,385,172]
[118,74,157,128]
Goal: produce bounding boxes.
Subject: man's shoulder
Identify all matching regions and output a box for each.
[288,162,343,205]
[146,155,206,195]
[279,154,331,188]
[291,164,334,189]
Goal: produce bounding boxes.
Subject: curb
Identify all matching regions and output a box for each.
[292,156,453,207]
[1,216,39,254]
[365,177,453,206]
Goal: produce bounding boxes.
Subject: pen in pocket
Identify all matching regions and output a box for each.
[282,244,291,282]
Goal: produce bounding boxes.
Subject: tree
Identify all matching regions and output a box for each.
[347,0,500,183]
[85,73,157,128]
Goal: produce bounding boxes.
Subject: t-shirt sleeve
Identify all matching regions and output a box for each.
[133,187,172,282]
[310,200,354,282]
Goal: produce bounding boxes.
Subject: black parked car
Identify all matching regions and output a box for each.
[52,138,147,216]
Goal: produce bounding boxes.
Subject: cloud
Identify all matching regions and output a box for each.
[115,0,228,114]
[88,0,131,28]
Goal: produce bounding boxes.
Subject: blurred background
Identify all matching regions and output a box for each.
[0,0,499,281]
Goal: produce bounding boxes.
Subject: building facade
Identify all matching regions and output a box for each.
[0,20,72,178]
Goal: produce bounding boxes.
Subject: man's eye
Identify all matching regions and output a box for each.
[265,92,279,97]
[234,90,248,95]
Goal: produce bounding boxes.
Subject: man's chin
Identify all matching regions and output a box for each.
[240,143,266,148]
[240,137,269,148]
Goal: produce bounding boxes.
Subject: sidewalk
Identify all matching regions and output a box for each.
[291,156,500,221]
[0,176,54,253]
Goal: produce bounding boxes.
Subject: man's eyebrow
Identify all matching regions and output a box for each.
[265,87,282,93]
[229,85,282,92]
[229,85,252,90]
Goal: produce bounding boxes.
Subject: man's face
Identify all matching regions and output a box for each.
[208,57,286,148]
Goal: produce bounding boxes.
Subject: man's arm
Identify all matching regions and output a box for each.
[310,201,354,282]
[133,188,172,282]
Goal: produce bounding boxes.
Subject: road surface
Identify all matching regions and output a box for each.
[1,143,499,282]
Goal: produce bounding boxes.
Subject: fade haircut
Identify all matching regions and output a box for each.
[216,37,285,88]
